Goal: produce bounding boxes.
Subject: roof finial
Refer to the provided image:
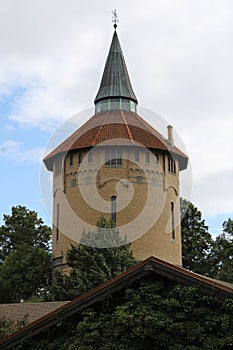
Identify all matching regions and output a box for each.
[112,9,119,29]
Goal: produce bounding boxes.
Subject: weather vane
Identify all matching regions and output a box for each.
[112,9,119,29]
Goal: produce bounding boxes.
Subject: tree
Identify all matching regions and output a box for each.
[47,217,137,300]
[0,316,28,340]
[0,244,51,303]
[0,206,51,262]
[181,198,214,275]
[12,279,233,350]
[0,206,51,302]
[210,218,233,283]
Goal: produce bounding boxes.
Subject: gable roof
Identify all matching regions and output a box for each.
[0,301,68,325]
[0,256,232,349]
[94,30,138,104]
[43,110,188,171]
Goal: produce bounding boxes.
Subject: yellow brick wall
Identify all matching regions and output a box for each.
[52,147,182,272]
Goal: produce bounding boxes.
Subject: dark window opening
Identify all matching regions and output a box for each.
[145,151,150,164]
[56,203,60,241]
[111,196,116,223]
[70,154,74,167]
[171,202,175,240]
[154,152,159,165]
[168,156,176,174]
[78,153,82,164]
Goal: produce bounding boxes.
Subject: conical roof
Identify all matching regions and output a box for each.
[94,30,138,104]
[43,110,188,171]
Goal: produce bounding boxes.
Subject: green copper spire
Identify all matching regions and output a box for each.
[94,29,138,113]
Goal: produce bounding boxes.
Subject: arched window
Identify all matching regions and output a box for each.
[56,203,60,241]
[70,154,74,167]
[78,153,82,164]
[168,156,176,174]
[111,196,116,224]
[171,202,175,240]
[134,149,139,162]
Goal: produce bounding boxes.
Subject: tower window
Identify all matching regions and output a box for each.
[145,151,150,164]
[105,149,122,167]
[168,156,176,174]
[78,153,82,164]
[71,179,76,187]
[56,203,60,241]
[70,154,74,167]
[55,157,62,176]
[154,152,159,165]
[171,202,175,240]
[111,196,116,224]
[88,151,93,163]
[135,149,139,162]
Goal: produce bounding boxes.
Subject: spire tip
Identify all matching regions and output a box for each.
[112,9,119,29]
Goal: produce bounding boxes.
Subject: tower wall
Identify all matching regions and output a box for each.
[52,146,182,273]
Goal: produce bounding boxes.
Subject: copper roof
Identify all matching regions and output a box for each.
[43,110,188,171]
[94,30,138,104]
[0,256,232,349]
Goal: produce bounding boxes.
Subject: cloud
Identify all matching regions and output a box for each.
[0,140,20,156]
[0,140,44,164]
[0,0,233,222]
[192,168,233,216]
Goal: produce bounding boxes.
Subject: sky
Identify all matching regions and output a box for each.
[0,0,233,236]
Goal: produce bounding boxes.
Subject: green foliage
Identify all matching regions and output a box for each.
[0,316,28,340]
[0,244,51,303]
[181,198,213,275]
[46,217,136,301]
[210,218,233,283]
[0,205,51,261]
[0,206,51,303]
[13,280,233,350]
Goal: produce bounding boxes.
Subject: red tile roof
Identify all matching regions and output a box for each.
[44,110,188,171]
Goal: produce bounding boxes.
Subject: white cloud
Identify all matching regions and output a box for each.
[0,0,233,221]
[0,140,44,164]
[0,140,20,156]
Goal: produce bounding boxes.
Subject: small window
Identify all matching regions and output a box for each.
[145,151,150,164]
[105,149,122,167]
[171,202,175,240]
[71,179,76,187]
[78,153,82,164]
[70,154,74,167]
[154,152,159,165]
[136,176,143,184]
[56,203,60,241]
[135,149,139,162]
[88,151,93,163]
[55,157,62,176]
[168,156,176,174]
[111,196,116,224]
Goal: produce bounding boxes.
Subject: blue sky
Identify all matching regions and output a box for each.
[1,0,233,236]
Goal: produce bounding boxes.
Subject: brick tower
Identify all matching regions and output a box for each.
[44,27,188,274]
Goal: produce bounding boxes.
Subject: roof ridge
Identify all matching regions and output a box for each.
[120,110,135,144]
[92,113,109,146]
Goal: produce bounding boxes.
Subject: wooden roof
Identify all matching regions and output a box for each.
[0,301,68,325]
